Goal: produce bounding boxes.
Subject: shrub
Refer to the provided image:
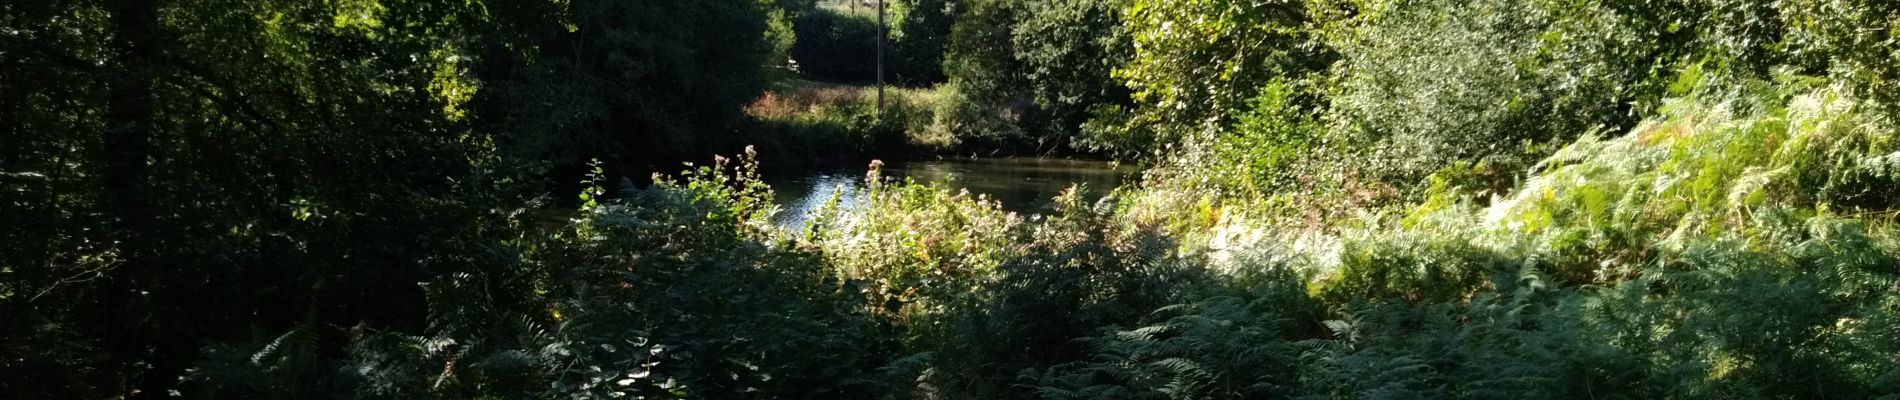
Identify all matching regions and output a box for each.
[804,171,1207,398]
[790,0,957,85]
[1779,0,1900,118]
[479,0,780,169]
[1012,0,1134,150]
[1478,80,1899,281]
[337,154,902,399]
[888,0,960,84]
[1323,0,1648,183]
[1042,81,1900,399]
[937,0,1032,149]
[791,9,884,83]
[1110,0,1329,154]
[744,82,948,158]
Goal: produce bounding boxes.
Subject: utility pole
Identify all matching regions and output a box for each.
[875,0,886,113]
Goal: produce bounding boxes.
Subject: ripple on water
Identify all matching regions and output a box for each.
[765,157,1135,230]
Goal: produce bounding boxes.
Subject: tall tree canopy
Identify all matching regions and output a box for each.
[0,0,784,396]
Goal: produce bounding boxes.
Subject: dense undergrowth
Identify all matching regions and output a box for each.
[744,81,951,163]
[1075,81,1900,399]
[7,0,1899,398]
[266,81,1895,398]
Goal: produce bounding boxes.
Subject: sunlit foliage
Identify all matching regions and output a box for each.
[4,0,1897,398]
[1105,0,1329,155]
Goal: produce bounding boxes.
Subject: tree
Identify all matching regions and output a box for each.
[474,0,779,178]
[937,0,1030,146]
[1,0,515,396]
[889,0,959,84]
[1012,0,1133,151]
[1110,0,1328,154]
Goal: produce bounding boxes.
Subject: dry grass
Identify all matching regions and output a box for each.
[747,82,870,119]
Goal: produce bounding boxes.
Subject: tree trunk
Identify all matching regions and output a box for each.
[876,0,886,112]
[99,0,177,398]
[105,2,157,225]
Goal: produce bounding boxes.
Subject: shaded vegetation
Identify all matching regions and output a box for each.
[744,81,949,162]
[3,0,1897,398]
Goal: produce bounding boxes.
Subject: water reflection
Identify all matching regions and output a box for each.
[766,157,1135,230]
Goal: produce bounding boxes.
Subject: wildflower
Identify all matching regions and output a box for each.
[867,159,886,183]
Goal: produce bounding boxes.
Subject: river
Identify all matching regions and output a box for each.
[766,157,1136,229]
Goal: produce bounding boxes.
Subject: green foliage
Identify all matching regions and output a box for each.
[762,0,811,70]
[745,81,950,160]
[1779,0,1900,115]
[1322,0,1648,181]
[1109,0,1330,155]
[0,0,801,396]
[1158,82,1325,200]
[790,0,955,85]
[808,174,1026,319]
[791,9,884,83]
[1026,294,1309,400]
[1130,0,1900,215]
[1037,83,1900,399]
[1319,218,1496,304]
[938,188,1196,398]
[800,166,1038,397]
[888,0,959,84]
[2,0,518,396]
[1482,81,1898,281]
[340,152,901,398]
[936,0,1032,147]
[507,154,891,398]
[806,177,1204,398]
[1295,219,1899,398]
[8,0,1900,399]
[1335,84,1898,398]
[1295,0,1900,191]
[477,0,781,170]
[1012,0,1133,150]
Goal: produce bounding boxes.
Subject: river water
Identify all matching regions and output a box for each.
[766,157,1137,229]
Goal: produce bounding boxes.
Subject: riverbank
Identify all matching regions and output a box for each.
[740,79,1106,167]
[740,80,946,165]
[765,156,1136,229]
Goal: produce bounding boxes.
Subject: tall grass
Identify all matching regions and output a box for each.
[743,81,951,162]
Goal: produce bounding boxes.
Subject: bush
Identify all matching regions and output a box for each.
[338,154,903,399]
[14,1,1900,398]
[888,0,959,84]
[790,1,957,85]
[1780,0,1900,116]
[1477,79,1899,281]
[479,0,780,169]
[791,9,885,83]
[1041,81,1900,399]
[1323,0,1648,182]
[1026,280,1315,399]
[1012,0,1133,149]
[1108,0,1329,155]
[804,171,1204,398]
[936,0,1032,149]
[743,81,949,160]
